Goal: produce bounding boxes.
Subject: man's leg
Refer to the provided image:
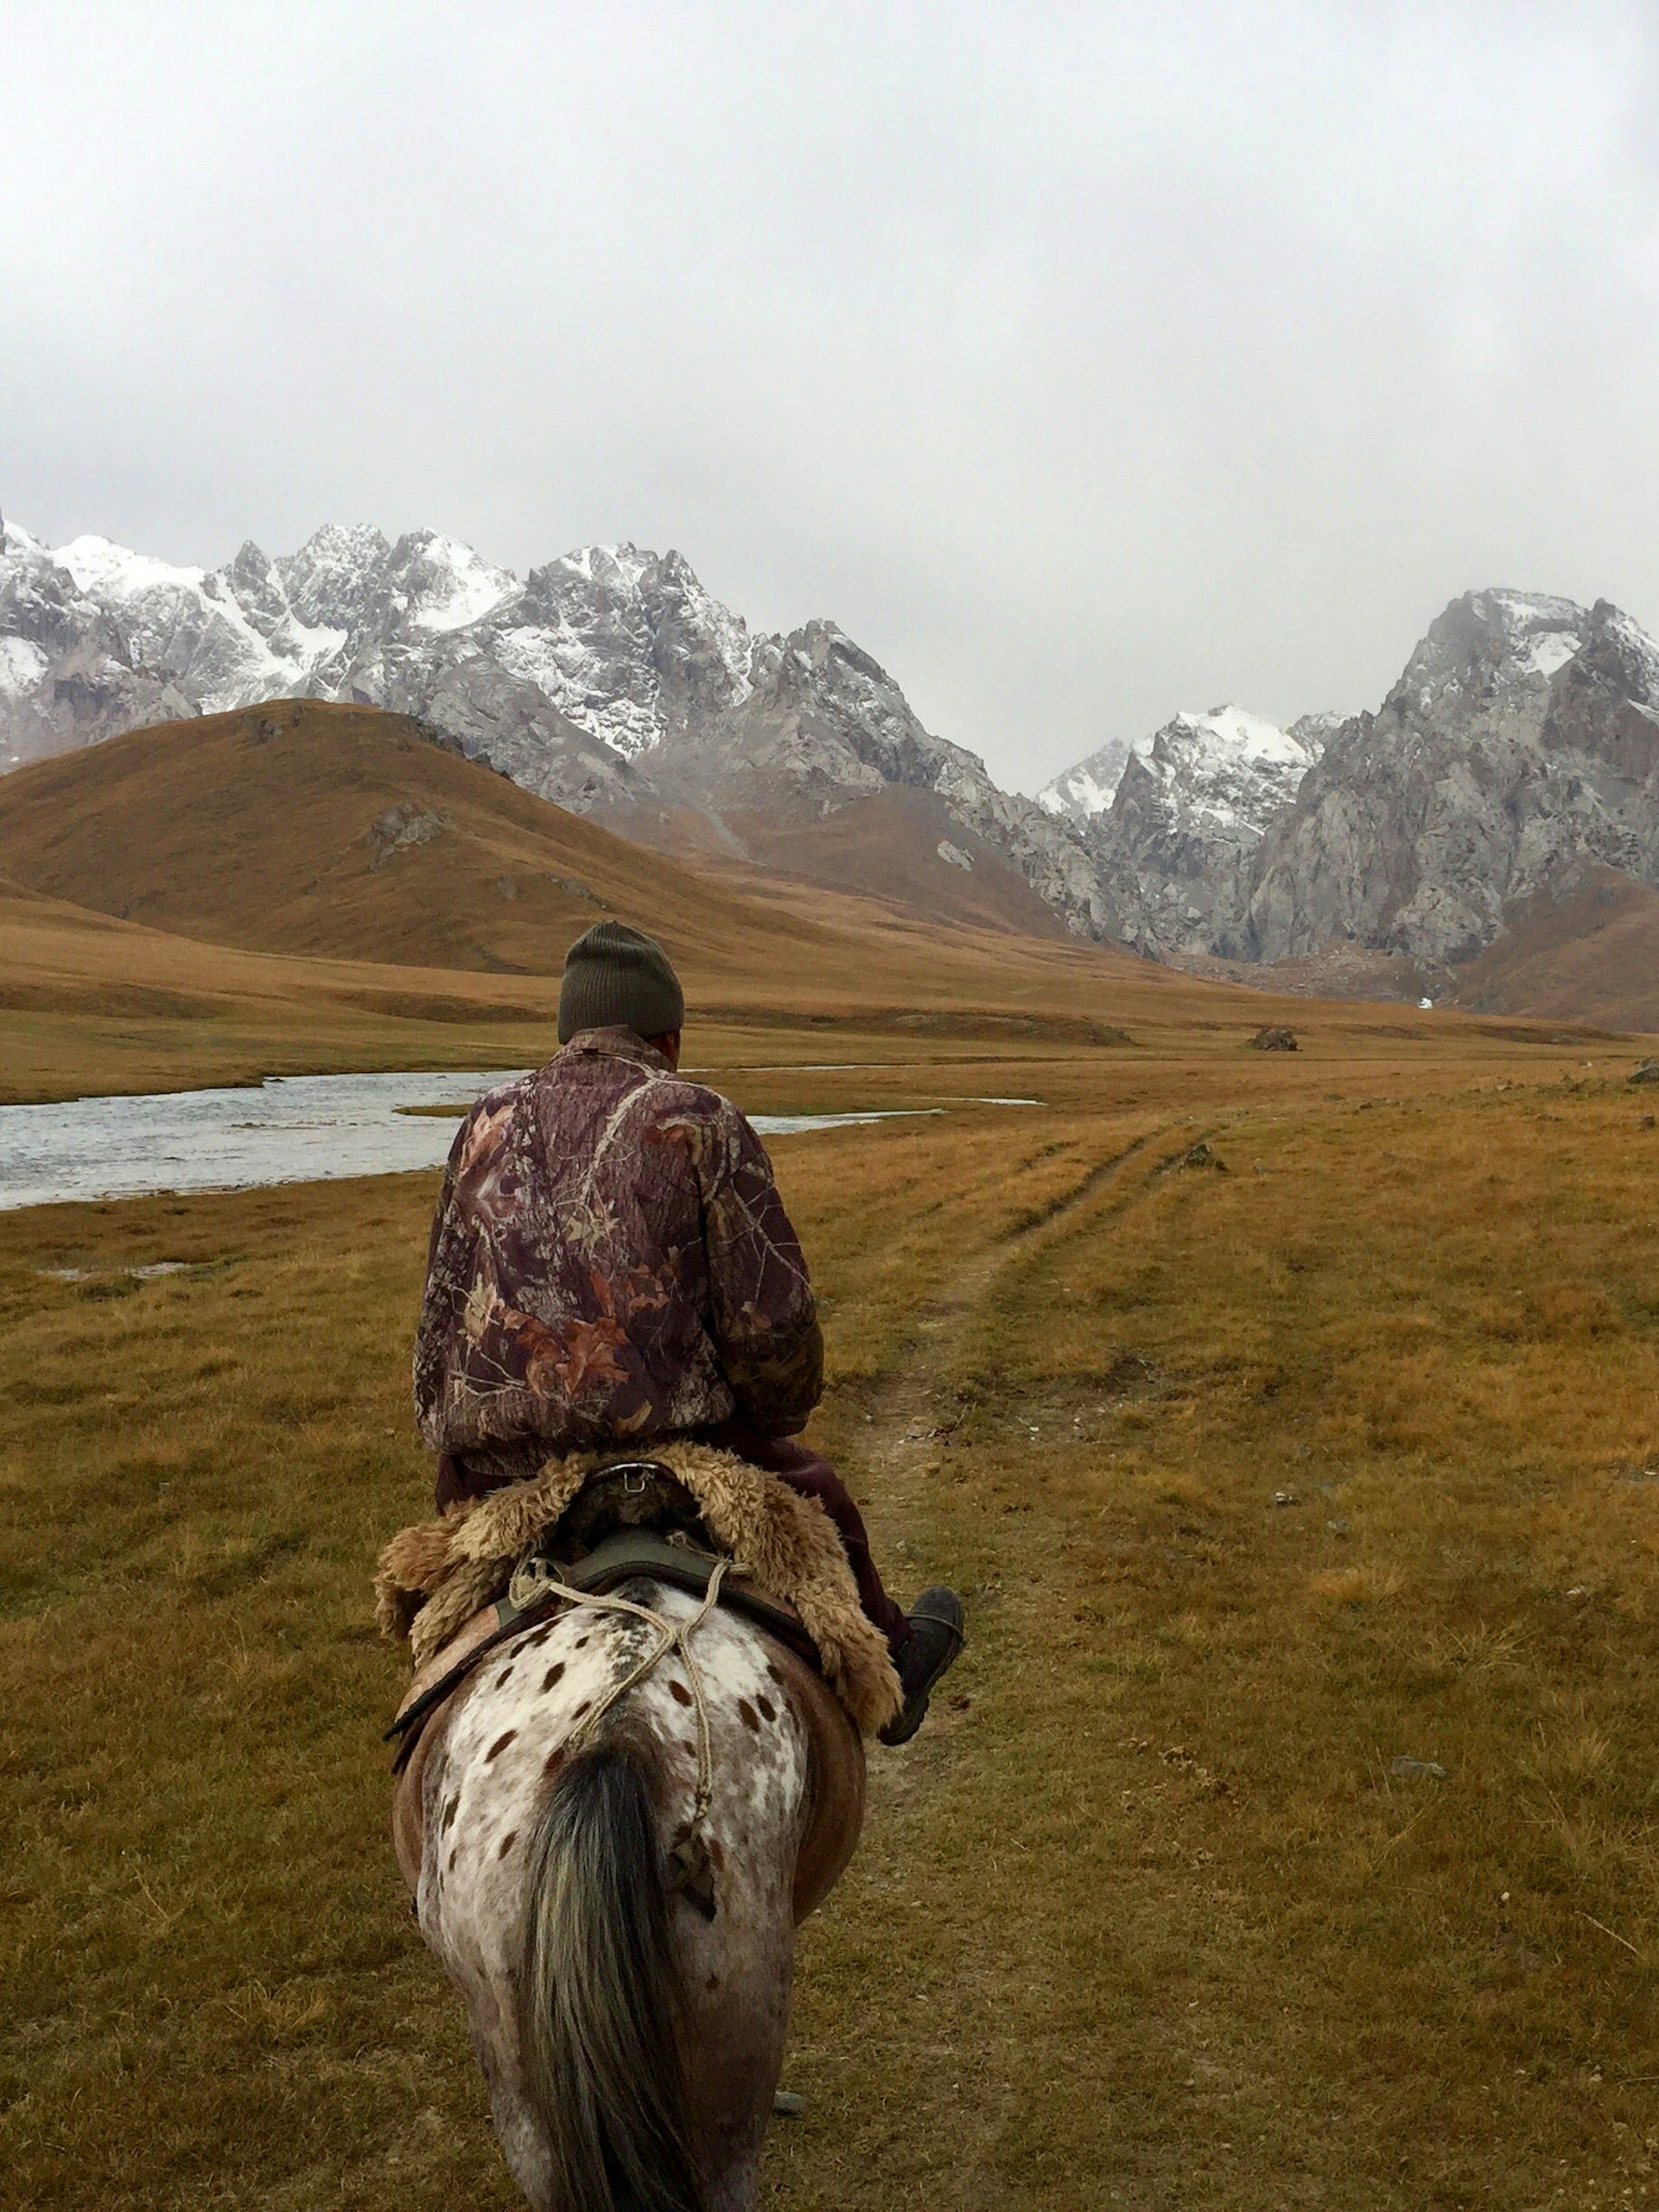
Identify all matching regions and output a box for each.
[706,1421,912,1656]
[726,1427,963,1745]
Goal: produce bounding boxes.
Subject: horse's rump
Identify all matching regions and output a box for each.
[388,1450,872,2209]
[396,1577,864,2209]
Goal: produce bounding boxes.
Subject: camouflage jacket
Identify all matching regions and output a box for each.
[413,1027,823,1472]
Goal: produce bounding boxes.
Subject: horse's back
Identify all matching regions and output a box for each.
[392,1581,866,2209]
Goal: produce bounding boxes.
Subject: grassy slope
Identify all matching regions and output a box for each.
[6,1030,1659,2209]
[8,707,1611,1104]
[1453,867,1659,1032]
[12,697,1659,1038]
[0,702,1308,1105]
[715,784,1076,939]
[0,701,823,974]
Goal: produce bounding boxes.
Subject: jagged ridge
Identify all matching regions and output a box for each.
[0,514,1107,940]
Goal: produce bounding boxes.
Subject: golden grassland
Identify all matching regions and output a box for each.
[7,1023,1659,2209]
[0,852,1625,1111]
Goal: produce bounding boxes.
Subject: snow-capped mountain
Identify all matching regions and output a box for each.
[1246,589,1659,967]
[1038,586,1659,976]
[13,506,1659,986]
[0,521,198,764]
[0,513,1109,937]
[1038,709,1343,833]
[1037,729,1151,825]
[1041,704,1331,956]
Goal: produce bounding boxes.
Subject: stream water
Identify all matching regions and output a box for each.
[0,1071,941,1212]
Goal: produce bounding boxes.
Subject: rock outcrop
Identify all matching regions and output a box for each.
[1041,705,1327,957]
[1036,588,1659,976]
[1246,591,1659,968]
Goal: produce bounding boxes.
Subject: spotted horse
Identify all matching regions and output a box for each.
[378,1451,901,2212]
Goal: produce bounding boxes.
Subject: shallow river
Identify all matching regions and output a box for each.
[0,1071,941,1212]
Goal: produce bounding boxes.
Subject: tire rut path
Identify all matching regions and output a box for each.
[861,1123,1175,1513]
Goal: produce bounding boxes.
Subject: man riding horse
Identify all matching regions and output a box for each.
[412,919,963,1746]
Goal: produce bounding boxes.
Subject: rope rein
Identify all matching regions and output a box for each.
[537,1557,734,1878]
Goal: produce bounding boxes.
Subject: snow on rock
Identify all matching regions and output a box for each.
[1068,703,1325,957]
[276,524,394,634]
[1246,588,1659,966]
[1148,706,1320,833]
[1040,704,1332,836]
[0,521,203,766]
[505,543,755,761]
[1037,731,1151,823]
[0,635,48,696]
[385,531,518,633]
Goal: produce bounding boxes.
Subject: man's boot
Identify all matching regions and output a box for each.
[878,1586,965,1746]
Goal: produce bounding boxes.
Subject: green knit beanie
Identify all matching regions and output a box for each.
[557,920,685,1045]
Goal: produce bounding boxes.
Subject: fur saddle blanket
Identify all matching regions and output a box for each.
[375,1440,902,1736]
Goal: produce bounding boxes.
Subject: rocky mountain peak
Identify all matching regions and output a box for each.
[1395,588,1588,722]
[1051,702,1327,958]
[1245,588,1659,969]
[504,539,755,762]
[1039,702,1326,836]
[383,531,518,635]
[276,524,393,632]
[1036,732,1147,825]
[16,506,1659,995]
[1288,710,1344,753]
[219,541,289,632]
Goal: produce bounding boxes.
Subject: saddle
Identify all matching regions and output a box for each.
[385,1459,822,1771]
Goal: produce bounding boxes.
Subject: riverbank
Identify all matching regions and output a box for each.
[0,1066,959,1211]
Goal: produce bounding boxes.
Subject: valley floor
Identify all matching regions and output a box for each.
[5,1036,1659,2208]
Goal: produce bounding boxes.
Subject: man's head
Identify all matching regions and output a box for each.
[557,920,685,1060]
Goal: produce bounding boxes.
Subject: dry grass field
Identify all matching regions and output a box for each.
[7,1014,1659,2210]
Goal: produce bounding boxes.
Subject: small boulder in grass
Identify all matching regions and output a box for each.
[1249,1026,1299,1052]
[1630,1058,1659,1086]
[1181,1141,1228,1172]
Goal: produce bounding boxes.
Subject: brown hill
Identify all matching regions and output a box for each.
[1452,866,1659,1031]
[0,700,1211,1030]
[0,700,854,977]
[10,699,1635,1104]
[718,785,1072,939]
[630,783,1072,939]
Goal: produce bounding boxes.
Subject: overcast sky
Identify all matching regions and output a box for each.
[4,1,1658,792]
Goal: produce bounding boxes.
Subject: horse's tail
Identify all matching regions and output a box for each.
[519,1743,706,2212]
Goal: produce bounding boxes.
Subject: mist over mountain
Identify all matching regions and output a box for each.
[5,510,1659,1014]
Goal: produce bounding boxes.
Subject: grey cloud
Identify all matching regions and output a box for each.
[3,0,1658,793]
